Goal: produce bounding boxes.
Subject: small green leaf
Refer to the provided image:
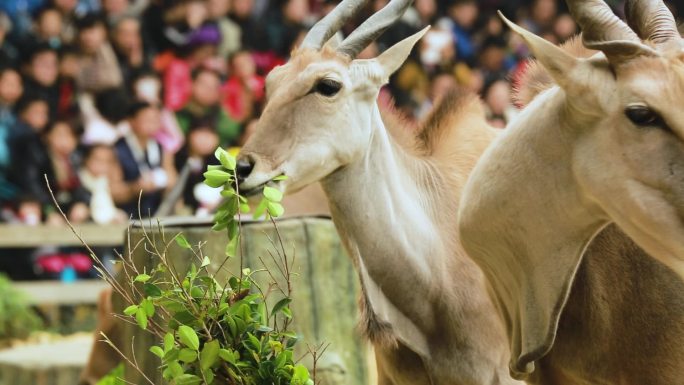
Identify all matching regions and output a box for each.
[273,175,288,181]
[178,348,197,363]
[220,152,237,171]
[201,256,211,268]
[167,360,184,378]
[178,325,200,350]
[164,332,175,353]
[267,202,285,217]
[271,297,292,317]
[203,169,232,187]
[135,308,148,330]
[253,198,268,219]
[175,374,202,385]
[263,186,283,202]
[219,348,236,364]
[225,236,239,258]
[123,305,138,316]
[141,298,155,317]
[239,203,250,213]
[143,282,162,297]
[175,234,191,249]
[204,368,215,384]
[291,364,311,385]
[134,273,151,282]
[149,346,164,358]
[200,340,220,370]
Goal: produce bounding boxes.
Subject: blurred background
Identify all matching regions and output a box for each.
[0,0,681,325]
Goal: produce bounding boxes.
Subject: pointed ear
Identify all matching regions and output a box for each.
[377,26,430,78]
[498,11,578,88]
[323,32,343,51]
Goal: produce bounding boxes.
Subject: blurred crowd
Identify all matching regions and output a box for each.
[0,0,681,230]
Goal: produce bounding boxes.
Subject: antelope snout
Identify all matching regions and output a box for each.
[235,157,255,183]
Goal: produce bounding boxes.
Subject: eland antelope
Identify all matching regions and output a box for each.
[236,1,522,384]
[458,0,684,382]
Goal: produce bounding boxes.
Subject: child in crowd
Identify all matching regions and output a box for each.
[131,71,184,153]
[21,44,61,119]
[222,50,264,125]
[79,144,126,224]
[176,67,241,147]
[174,123,221,215]
[0,67,22,190]
[76,13,123,93]
[111,101,177,217]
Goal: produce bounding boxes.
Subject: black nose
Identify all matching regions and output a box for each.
[235,158,254,183]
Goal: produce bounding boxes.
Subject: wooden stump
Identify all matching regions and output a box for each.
[115,217,373,385]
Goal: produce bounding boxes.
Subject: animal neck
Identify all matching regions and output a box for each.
[459,86,610,376]
[320,104,451,354]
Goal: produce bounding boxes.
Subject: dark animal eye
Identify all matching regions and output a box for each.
[625,105,659,126]
[314,79,342,97]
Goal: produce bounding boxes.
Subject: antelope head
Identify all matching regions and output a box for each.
[236,0,426,195]
[502,0,684,273]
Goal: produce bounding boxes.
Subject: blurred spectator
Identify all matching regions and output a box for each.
[21,44,61,119]
[176,67,241,147]
[111,101,177,216]
[207,0,241,58]
[483,77,517,128]
[42,120,91,223]
[79,144,126,223]
[162,23,221,111]
[57,45,81,119]
[0,13,18,65]
[81,87,129,144]
[112,16,151,87]
[174,125,221,215]
[222,50,264,124]
[32,7,65,49]
[0,67,23,203]
[76,13,123,92]
[445,0,479,66]
[131,71,184,153]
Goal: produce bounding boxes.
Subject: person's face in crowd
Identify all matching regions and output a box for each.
[114,18,142,54]
[415,0,436,23]
[479,45,505,72]
[130,106,161,138]
[103,0,130,17]
[231,52,255,79]
[449,2,478,29]
[208,0,231,19]
[188,127,219,157]
[36,9,63,40]
[46,121,77,156]
[20,100,49,131]
[59,52,80,78]
[79,24,107,54]
[192,71,221,107]
[430,74,456,104]
[531,0,557,28]
[53,0,77,14]
[85,145,115,177]
[232,0,254,19]
[134,76,162,103]
[485,14,503,36]
[30,50,59,86]
[484,80,511,117]
[283,0,309,24]
[466,68,484,94]
[186,0,209,29]
[0,69,23,105]
[553,14,577,42]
